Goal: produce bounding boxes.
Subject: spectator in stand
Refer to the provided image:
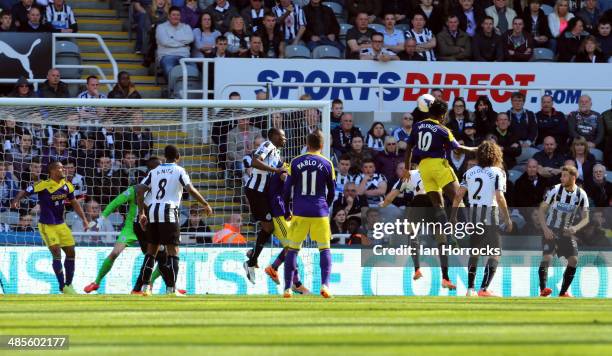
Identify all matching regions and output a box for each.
[346,0,380,24]
[133,0,152,54]
[347,135,374,175]
[381,12,405,54]
[558,17,590,61]
[574,35,608,61]
[596,19,611,57]
[72,200,115,243]
[65,114,82,151]
[533,136,565,180]
[156,6,194,79]
[492,112,521,169]
[38,68,70,98]
[355,158,387,207]
[462,121,482,147]
[577,209,611,247]
[225,15,250,56]
[415,0,445,34]
[182,207,212,243]
[0,162,18,211]
[41,131,70,171]
[141,0,171,61]
[398,38,427,60]
[191,12,221,57]
[206,35,231,57]
[257,11,284,57]
[504,17,534,61]
[77,76,106,121]
[112,151,145,192]
[272,0,306,45]
[567,95,604,150]
[375,136,403,182]
[603,99,612,168]
[331,113,363,157]
[240,34,265,57]
[521,0,552,48]
[226,117,260,177]
[392,113,413,151]
[333,181,367,218]
[577,0,602,33]
[107,71,142,99]
[346,12,375,59]
[437,14,472,61]
[506,92,537,148]
[485,0,517,35]
[0,10,16,32]
[63,158,86,201]
[10,132,39,175]
[212,214,246,244]
[303,0,342,52]
[455,0,486,37]
[472,16,505,61]
[333,153,356,200]
[19,6,52,32]
[88,155,119,205]
[11,0,33,28]
[548,0,574,39]
[330,209,348,237]
[241,0,267,34]
[74,132,99,178]
[94,118,119,164]
[15,157,42,213]
[585,163,612,207]
[474,95,497,136]
[1,113,25,151]
[365,121,387,152]
[118,110,153,164]
[567,136,597,183]
[45,0,77,33]
[330,99,344,130]
[381,0,410,25]
[360,32,399,61]
[9,77,34,98]
[205,0,238,34]
[513,158,549,209]
[180,0,200,28]
[447,97,475,138]
[406,13,437,61]
[536,94,568,149]
[15,213,34,232]
[449,145,470,178]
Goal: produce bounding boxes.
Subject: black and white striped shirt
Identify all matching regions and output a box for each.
[245,140,282,192]
[272,3,306,41]
[334,172,357,200]
[46,4,77,30]
[142,163,192,223]
[355,173,387,207]
[76,91,106,113]
[405,28,436,61]
[461,166,506,226]
[365,134,385,151]
[393,169,425,197]
[544,184,589,229]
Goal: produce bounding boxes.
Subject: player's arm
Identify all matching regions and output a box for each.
[456,145,477,154]
[365,180,387,197]
[101,187,132,218]
[496,191,513,232]
[10,190,28,209]
[326,168,335,207]
[569,197,590,234]
[136,183,148,229]
[403,142,414,179]
[186,184,213,216]
[379,188,400,207]
[450,186,467,223]
[70,198,89,231]
[538,200,554,240]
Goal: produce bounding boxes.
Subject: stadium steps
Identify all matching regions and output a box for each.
[73,0,113,10]
[79,19,124,32]
[74,8,117,18]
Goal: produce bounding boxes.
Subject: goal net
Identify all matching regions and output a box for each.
[0,97,331,294]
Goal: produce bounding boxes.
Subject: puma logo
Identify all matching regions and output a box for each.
[0,38,42,79]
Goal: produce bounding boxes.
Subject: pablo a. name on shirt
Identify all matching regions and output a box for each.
[297,159,325,171]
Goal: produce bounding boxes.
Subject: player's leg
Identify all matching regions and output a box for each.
[139,224,161,294]
[265,217,289,285]
[426,191,454,290]
[539,234,556,297]
[558,234,579,297]
[85,242,127,293]
[58,223,77,294]
[477,227,501,297]
[244,189,274,280]
[311,217,333,298]
[39,224,67,293]
[467,254,479,296]
[132,222,149,293]
[155,223,182,295]
[283,216,309,298]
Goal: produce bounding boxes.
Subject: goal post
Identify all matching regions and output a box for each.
[0,97,331,294]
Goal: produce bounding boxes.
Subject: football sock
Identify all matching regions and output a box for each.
[292,269,302,288]
[64,258,75,286]
[538,261,549,291]
[411,239,420,271]
[468,256,479,289]
[480,258,498,290]
[95,257,115,285]
[249,229,271,267]
[52,258,65,291]
[139,253,156,288]
[559,266,577,295]
[284,249,298,290]
[271,248,287,270]
[169,256,180,288]
[156,250,171,287]
[438,243,450,280]
[320,248,332,287]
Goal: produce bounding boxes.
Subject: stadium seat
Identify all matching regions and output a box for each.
[508,169,523,184]
[55,41,83,79]
[65,212,79,227]
[516,147,539,165]
[395,24,409,33]
[312,45,342,59]
[541,4,554,15]
[323,2,344,17]
[339,23,353,41]
[609,56,612,64]
[531,48,555,62]
[591,148,604,162]
[606,171,612,183]
[168,64,200,99]
[285,45,312,59]
[368,24,385,33]
[0,211,19,225]
[107,212,124,227]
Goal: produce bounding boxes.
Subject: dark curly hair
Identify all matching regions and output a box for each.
[428,99,448,121]
[477,140,503,168]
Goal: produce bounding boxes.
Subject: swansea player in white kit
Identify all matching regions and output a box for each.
[137,145,213,296]
[537,165,589,297]
[452,141,512,297]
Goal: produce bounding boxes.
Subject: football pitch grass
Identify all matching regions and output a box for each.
[1,295,612,355]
